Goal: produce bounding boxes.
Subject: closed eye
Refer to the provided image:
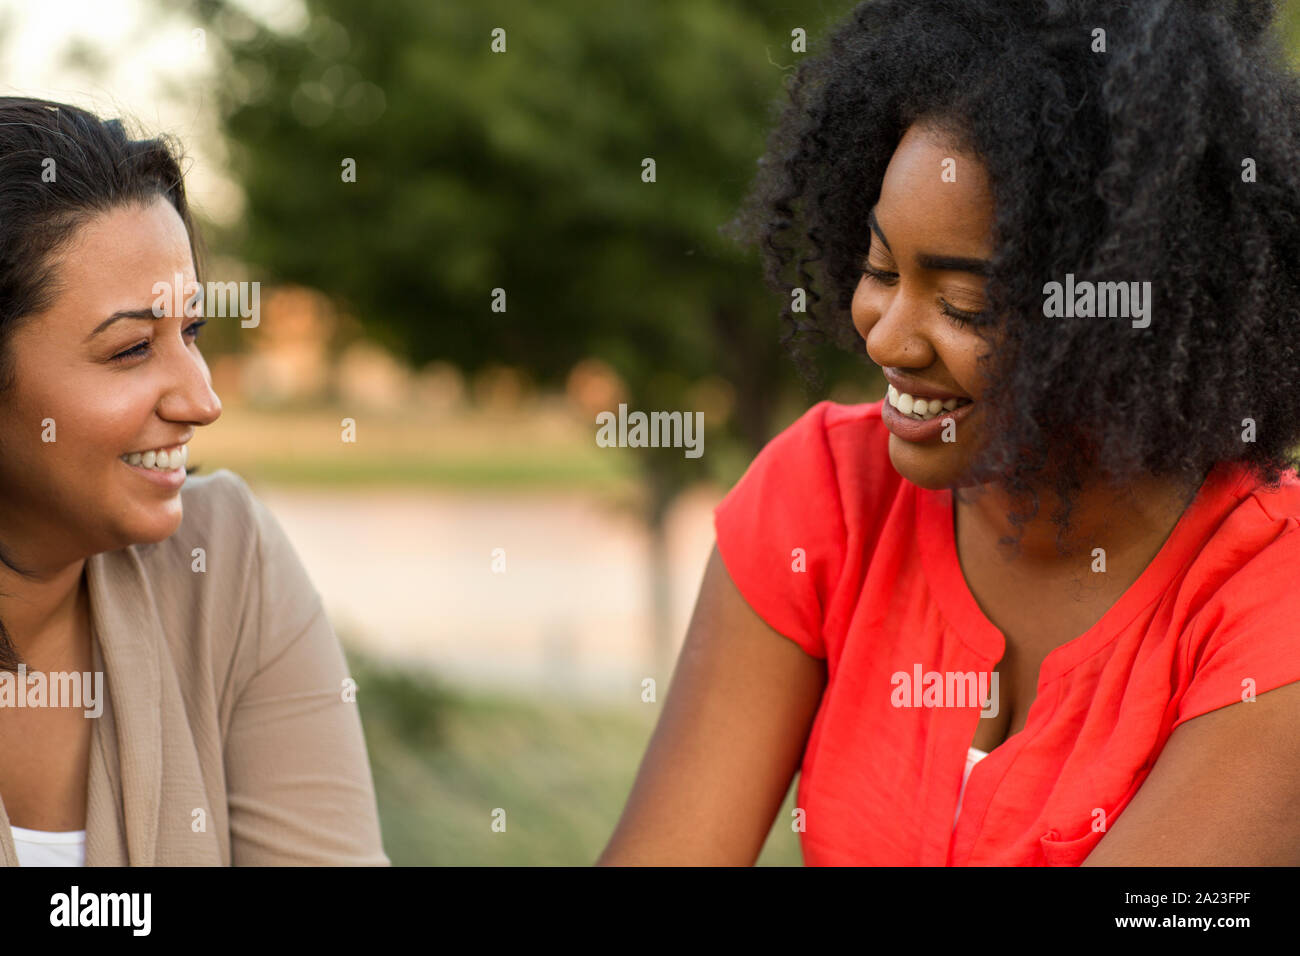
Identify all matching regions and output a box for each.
[862,260,990,329]
[860,261,898,284]
[940,302,990,327]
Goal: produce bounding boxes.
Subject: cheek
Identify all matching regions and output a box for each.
[938,329,993,397]
[30,375,150,463]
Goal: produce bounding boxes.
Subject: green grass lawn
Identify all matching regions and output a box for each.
[344,642,806,866]
[188,403,644,492]
[225,449,636,490]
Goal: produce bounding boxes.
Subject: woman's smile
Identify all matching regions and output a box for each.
[119,442,190,491]
[881,388,978,442]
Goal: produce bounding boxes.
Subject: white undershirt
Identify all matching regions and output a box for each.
[10,825,86,867]
[953,746,990,828]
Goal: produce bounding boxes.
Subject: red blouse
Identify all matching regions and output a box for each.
[712,399,1300,865]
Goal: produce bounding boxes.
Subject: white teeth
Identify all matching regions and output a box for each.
[122,444,188,471]
[886,384,971,421]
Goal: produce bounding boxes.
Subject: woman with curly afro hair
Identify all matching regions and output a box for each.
[600,0,1300,866]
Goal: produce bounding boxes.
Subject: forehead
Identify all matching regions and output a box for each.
[46,196,194,314]
[876,122,994,254]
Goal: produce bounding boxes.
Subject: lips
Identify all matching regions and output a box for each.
[882,370,970,403]
[881,391,976,442]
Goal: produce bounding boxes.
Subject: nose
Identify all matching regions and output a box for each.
[853,276,935,370]
[159,336,222,427]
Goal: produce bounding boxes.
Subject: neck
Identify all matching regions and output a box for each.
[0,557,89,667]
[954,470,1203,570]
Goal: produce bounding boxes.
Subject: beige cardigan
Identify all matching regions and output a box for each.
[0,469,389,866]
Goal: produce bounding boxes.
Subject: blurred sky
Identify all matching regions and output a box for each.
[0,0,306,227]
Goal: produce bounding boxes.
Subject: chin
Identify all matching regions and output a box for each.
[886,437,968,490]
[124,504,185,545]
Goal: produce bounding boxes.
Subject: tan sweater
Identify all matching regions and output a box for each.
[0,469,390,866]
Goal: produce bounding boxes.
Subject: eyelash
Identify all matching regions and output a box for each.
[112,320,208,362]
[859,261,988,328]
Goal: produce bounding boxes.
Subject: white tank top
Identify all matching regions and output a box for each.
[953,746,990,828]
[10,825,86,866]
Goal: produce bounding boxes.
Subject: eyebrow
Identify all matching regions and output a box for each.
[85,308,161,342]
[867,208,990,277]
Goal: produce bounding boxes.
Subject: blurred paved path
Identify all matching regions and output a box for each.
[250,484,722,704]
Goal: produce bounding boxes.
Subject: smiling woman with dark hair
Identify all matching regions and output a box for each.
[0,97,388,866]
[600,0,1300,866]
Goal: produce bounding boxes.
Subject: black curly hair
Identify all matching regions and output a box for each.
[723,0,1300,549]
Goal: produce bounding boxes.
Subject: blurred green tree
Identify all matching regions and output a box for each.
[1285,0,1300,61]
[182,0,870,674]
